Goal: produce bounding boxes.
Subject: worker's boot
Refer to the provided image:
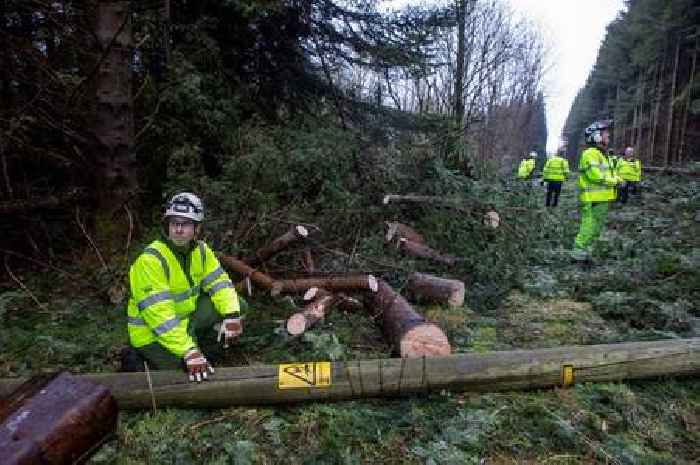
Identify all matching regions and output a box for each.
[119,346,145,372]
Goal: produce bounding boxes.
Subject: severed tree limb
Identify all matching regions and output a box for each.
[407,272,465,308]
[218,255,277,292]
[286,294,338,335]
[372,279,451,358]
[399,238,463,267]
[245,225,309,267]
[385,221,425,244]
[304,287,365,313]
[272,275,378,296]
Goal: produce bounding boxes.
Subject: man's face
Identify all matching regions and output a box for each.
[601,129,610,148]
[168,216,196,247]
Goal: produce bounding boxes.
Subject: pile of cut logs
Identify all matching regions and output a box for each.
[217,200,487,359]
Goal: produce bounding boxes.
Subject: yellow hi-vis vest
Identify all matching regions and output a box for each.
[577,147,619,202]
[127,239,240,356]
[618,159,642,182]
[542,156,570,181]
[517,159,535,179]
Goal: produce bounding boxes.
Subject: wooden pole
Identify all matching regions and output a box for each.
[0,339,697,410]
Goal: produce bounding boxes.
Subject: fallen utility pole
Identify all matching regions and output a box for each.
[0,338,697,410]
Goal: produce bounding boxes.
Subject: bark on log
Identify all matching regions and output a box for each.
[385,222,425,244]
[372,279,451,358]
[483,210,500,229]
[0,371,117,465]
[304,288,365,313]
[382,194,473,213]
[218,255,277,291]
[271,275,378,296]
[245,225,309,267]
[399,238,462,266]
[407,272,465,308]
[1,339,697,410]
[287,294,338,335]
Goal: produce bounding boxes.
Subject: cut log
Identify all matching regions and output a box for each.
[407,272,465,308]
[287,294,338,335]
[0,371,118,465]
[2,339,697,409]
[271,275,378,296]
[304,287,364,313]
[483,210,500,229]
[372,279,451,358]
[399,238,461,266]
[385,221,425,244]
[218,255,277,291]
[245,225,309,267]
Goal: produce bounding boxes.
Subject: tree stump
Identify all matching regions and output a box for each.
[407,272,465,308]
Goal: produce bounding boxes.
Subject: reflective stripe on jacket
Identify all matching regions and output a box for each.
[127,239,240,356]
[543,156,570,181]
[578,147,618,202]
[517,159,535,179]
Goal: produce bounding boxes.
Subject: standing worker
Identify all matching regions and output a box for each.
[124,192,245,382]
[617,146,642,204]
[572,121,621,263]
[517,151,537,182]
[542,148,570,207]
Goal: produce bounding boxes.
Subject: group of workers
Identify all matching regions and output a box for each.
[517,120,643,263]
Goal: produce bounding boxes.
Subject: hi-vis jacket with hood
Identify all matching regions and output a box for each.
[517,159,535,180]
[127,239,239,357]
[578,146,619,202]
[543,156,570,181]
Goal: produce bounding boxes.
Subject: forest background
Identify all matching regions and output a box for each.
[0,0,699,464]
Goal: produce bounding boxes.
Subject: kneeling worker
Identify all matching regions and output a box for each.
[126,192,243,382]
[542,148,570,207]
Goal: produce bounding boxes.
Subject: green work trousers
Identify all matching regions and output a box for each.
[136,295,247,370]
[574,201,609,252]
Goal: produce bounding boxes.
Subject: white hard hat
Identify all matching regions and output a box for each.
[164,192,204,223]
[529,151,537,159]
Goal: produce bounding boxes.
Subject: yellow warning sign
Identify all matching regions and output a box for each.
[562,364,575,387]
[278,362,332,389]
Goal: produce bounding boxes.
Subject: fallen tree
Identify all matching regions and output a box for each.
[399,238,462,266]
[372,279,452,357]
[0,339,697,410]
[385,221,425,244]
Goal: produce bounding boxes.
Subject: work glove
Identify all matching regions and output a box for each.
[218,316,243,348]
[183,348,214,382]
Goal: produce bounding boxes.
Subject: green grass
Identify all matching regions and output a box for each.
[1,174,699,464]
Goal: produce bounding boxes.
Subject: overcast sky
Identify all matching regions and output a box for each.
[506,0,626,152]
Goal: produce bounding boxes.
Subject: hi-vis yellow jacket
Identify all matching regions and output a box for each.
[127,239,239,356]
[617,159,642,182]
[578,147,619,202]
[543,156,570,181]
[517,159,535,179]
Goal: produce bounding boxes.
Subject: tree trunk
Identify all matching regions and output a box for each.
[372,279,451,358]
[245,225,309,267]
[272,275,378,296]
[0,371,117,465]
[407,272,465,308]
[664,35,681,167]
[677,34,698,164]
[93,1,137,208]
[399,238,461,267]
[286,294,338,335]
[218,255,278,291]
[1,339,697,410]
[453,0,465,123]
